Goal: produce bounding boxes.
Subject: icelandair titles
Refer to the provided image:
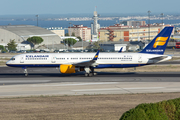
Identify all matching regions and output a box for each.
[26,55,49,57]
[146,49,163,52]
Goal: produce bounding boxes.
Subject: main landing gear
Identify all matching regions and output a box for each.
[84,67,97,77]
[22,67,28,77]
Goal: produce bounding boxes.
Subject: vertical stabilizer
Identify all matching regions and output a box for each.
[139,26,173,55]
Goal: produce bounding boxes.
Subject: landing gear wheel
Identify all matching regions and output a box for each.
[85,73,89,77]
[25,73,28,77]
[23,68,28,77]
[93,72,97,76]
[89,73,93,77]
[84,73,94,77]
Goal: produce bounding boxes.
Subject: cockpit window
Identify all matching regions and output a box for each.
[10,58,15,61]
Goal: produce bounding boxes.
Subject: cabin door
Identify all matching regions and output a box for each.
[51,55,56,63]
[20,56,24,63]
[138,55,142,63]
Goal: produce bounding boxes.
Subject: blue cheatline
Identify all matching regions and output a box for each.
[7,63,148,68]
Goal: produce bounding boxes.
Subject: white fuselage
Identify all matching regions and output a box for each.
[6,52,171,68]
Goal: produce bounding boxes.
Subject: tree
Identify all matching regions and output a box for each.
[77,36,82,41]
[63,38,77,46]
[0,45,7,52]
[7,40,17,51]
[0,45,5,51]
[65,33,69,36]
[71,32,75,36]
[93,41,100,49]
[27,36,43,49]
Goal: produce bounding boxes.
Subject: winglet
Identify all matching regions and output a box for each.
[118,47,123,53]
[93,50,99,60]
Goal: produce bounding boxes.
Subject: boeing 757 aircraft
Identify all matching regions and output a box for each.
[6,26,173,77]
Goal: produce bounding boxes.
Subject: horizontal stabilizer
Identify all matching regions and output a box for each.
[149,56,168,61]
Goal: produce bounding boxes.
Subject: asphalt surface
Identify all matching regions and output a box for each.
[0,67,180,97]
[0,67,180,84]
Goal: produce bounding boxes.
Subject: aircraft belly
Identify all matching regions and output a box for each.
[95,63,147,68]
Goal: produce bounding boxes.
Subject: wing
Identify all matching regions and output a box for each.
[73,50,99,67]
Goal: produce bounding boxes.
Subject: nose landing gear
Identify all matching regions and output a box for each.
[22,67,28,77]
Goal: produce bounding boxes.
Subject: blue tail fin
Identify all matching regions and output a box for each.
[139,26,173,55]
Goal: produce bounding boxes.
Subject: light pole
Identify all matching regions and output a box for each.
[69,22,72,49]
[161,13,164,25]
[36,15,39,26]
[148,11,151,41]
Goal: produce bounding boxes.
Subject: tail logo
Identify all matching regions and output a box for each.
[95,55,98,58]
[153,37,168,48]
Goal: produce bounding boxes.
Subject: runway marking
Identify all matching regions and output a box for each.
[0,80,51,83]
[31,82,118,87]
[72,87,165,92]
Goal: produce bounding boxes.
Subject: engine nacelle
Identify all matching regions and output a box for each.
[60,64,77,74]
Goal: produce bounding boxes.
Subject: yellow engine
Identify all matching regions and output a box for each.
[60,64,76,74]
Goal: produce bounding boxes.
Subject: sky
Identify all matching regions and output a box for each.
[0,0,180,15]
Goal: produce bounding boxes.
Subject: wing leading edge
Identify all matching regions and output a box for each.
[72,50,100,67]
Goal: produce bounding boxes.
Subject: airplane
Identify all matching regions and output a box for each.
[6,26,173,77]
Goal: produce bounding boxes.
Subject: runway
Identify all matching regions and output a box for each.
[0,67,180,97]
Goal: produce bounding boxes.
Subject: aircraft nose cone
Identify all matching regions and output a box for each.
[6,61,10,66]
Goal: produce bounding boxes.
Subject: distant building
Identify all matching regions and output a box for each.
[100,43,128,52]
[60,36,79,41]
[73,41,90,50]
[49,27,65,37]
[128,41,145,51]
[68,25,91,41]
[99,41,145,52]
[120,21,146,27]
[0,25,63,48]
[16,43,31,51]
[99,23,173,42]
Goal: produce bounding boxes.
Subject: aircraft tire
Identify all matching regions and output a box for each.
[89,73,93,77]
[25,73,28,77]
[85,73,89,77]
[93,73,97,76]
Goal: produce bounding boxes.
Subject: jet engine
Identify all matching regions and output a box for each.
[60,64,77,74]
[60,64,85,74]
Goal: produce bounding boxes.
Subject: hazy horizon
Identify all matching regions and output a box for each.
[0,0,179,16]
[0,12,180,19]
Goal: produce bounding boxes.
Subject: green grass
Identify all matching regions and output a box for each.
[0,61,6,65]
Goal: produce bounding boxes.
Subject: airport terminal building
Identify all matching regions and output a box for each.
[0,25,63,48]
